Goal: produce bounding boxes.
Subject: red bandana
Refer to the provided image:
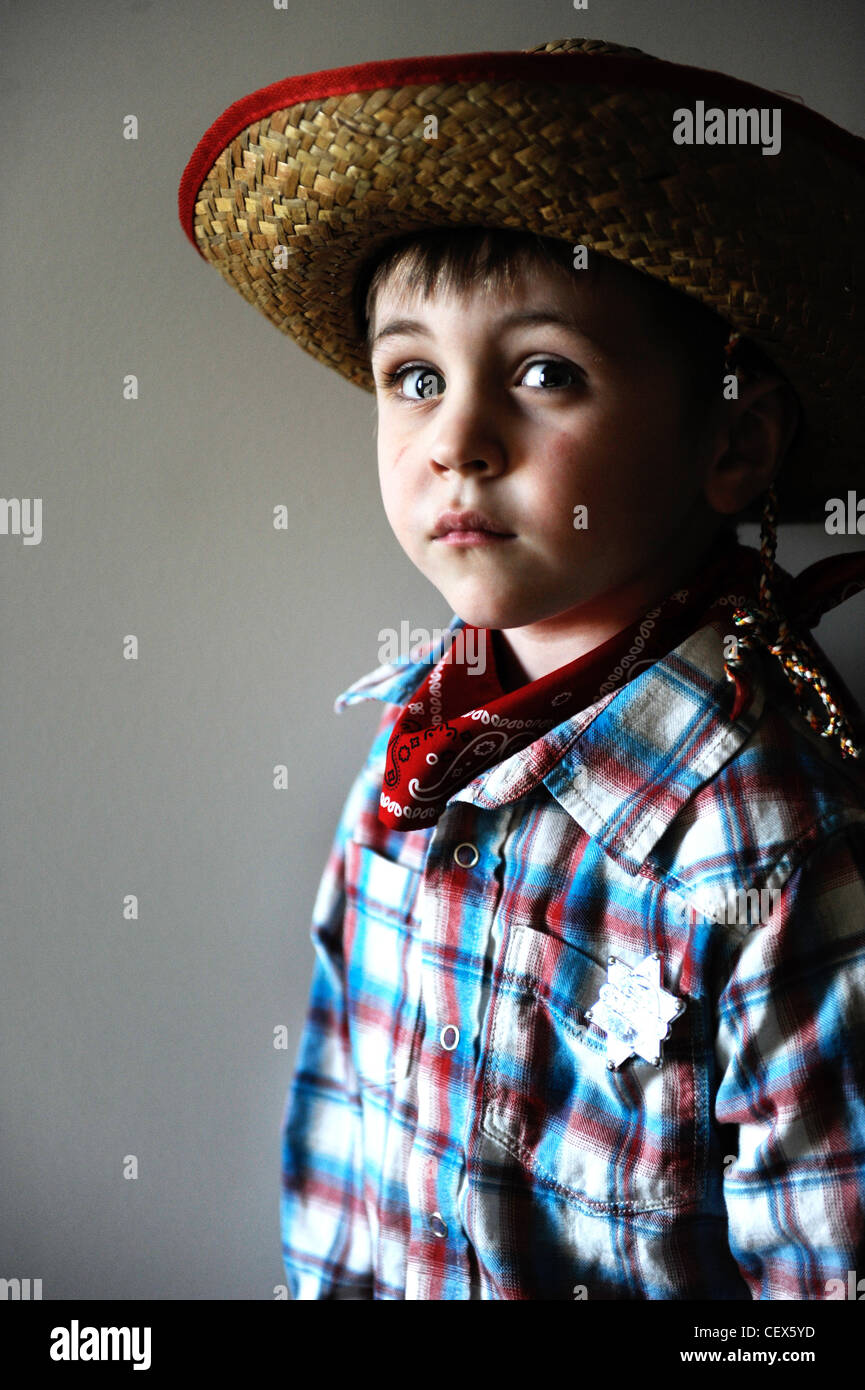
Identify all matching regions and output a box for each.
[378,537,865,830]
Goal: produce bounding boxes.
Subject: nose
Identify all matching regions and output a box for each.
[426,378,507,479]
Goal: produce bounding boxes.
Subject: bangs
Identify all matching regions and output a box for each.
[353,226,580,346]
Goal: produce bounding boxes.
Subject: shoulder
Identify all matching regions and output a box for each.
[653,645,865,923]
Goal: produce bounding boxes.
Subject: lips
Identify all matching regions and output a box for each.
[433,509,515,538]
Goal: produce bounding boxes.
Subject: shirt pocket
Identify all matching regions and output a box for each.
[480,921,704,1214]
[343,839,424,1089]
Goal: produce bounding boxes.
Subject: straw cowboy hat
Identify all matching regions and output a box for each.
[178,36,864,525]
[178,37,865,761]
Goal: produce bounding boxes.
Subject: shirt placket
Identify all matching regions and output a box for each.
[405,796,516,1300]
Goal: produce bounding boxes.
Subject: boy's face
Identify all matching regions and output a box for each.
[369,255,723,637]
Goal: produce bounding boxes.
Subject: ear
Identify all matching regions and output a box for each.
[701,374,801,517]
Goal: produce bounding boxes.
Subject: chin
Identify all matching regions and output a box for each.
[442,593,552,632]
[429,565,576,630]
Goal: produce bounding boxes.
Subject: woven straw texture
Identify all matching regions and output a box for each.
[184,38,864,522]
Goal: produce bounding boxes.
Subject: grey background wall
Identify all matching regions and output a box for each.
[2,0,863,1299]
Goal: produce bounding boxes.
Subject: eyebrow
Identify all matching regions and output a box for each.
[370,307,597,352]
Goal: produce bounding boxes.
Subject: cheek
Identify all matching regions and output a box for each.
[376,418,405,488]
[543,431,591,502]
[538,396,696,534]
[538,421,630,499]
[594,382,694,484]
[376,435,418,537]
[520,431,604,541]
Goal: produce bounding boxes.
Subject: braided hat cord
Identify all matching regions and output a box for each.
[720,340,861,760]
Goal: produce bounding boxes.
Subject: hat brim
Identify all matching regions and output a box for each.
[179,46,865,523]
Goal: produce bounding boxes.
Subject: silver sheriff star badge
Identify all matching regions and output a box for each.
[585,952,686,1070]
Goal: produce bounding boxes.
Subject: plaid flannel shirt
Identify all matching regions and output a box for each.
[280,615,865,1300]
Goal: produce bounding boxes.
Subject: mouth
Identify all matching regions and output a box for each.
[432,510,517,545]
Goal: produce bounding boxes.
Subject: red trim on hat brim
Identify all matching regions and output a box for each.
[178,47,865,252]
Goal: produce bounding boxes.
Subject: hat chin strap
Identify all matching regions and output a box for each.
[723,479,864,760]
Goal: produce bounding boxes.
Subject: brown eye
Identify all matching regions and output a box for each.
[412,369,443,399]
[380,365,444,399]
[521,360,578,389]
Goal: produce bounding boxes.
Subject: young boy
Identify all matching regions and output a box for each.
[179,38,865,1299]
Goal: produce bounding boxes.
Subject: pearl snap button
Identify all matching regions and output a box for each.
[453,842,479,867]
[440,1024,459,1051]
[429,1212,448,1239]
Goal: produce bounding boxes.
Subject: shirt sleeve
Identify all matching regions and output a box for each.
[715,819,865,1300]
[279,704,398,1300]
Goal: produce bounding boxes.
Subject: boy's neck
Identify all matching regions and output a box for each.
[491,529,736,693]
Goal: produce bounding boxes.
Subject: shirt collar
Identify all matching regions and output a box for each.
[333,614,764,873]
[333,612,469,711]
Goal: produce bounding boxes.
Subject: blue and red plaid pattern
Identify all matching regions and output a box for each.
[280,616,865,1299]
